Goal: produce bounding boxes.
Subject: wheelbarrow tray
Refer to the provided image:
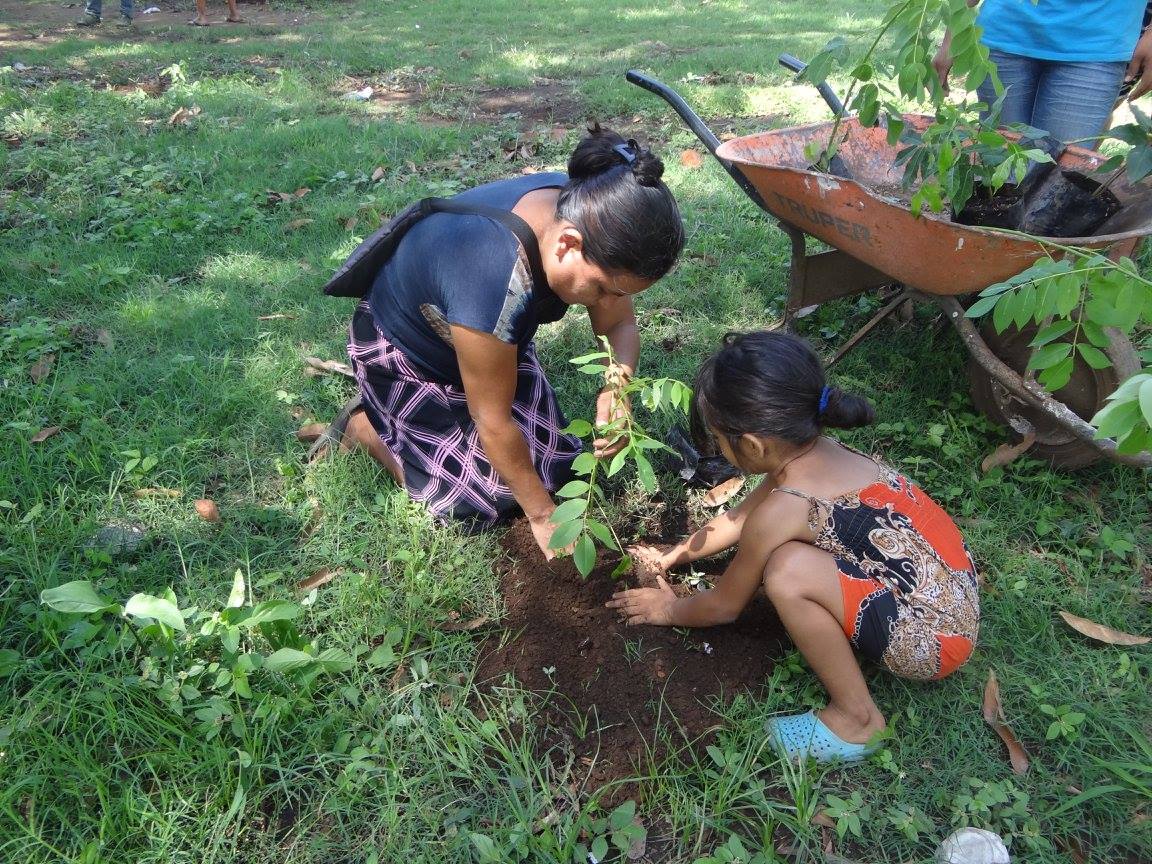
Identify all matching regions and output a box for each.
[715,115,1152,296]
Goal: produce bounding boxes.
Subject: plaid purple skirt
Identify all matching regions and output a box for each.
[348,302,581,529]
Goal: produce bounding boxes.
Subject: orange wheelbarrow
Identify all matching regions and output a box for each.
[627,65,1151,469]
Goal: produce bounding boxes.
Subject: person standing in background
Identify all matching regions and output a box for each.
[75,0,133,28]
[934,0,1152,143]
[189,0,245,27]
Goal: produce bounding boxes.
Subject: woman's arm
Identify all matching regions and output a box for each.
[452,324,558,557]
[587,295,639,458]
[932,0,982,93]
[608,496,803,627]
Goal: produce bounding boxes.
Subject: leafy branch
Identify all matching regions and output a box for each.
[549,339,691,577]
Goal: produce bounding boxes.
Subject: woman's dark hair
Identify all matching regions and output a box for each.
[556,124,684,281]
[692,331,875,449]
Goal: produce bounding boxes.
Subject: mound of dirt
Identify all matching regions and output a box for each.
[477,519,789,792]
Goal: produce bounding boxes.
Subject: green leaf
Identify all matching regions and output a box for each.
[607,447,629,477]
[0,649,21,679]
[1038,356,1075,392]
[264,647,315,673]
[241,600,303,628]
[611,555,633,580]
[964,293,1000,318]
[40,580,116,615]
[366,643,396,668]
[227,569,246,609]
[609,799,637,831]
[1077,343,1112,370]
[572,451,596,477]
[585,519,619,551]
[124,593,186,631]
[635,453,657,493]
[563,419,593,437]
[555,480,590,498]
[1026,342,1071,372]
[992,290,1014,333]
[312,648,355,673]
[569,351,609,365]
[551,497,588,524]
[1029,320,1076,347]
[1140,379,1152,427]
[1091,399,1142,439]
[573,533,596,577]
[548,519,583,550]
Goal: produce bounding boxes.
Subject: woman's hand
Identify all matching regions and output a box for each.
[931,34,954,95]
[606,574,678,626]
[530,510,578,561]
[1127,28,1152,101]
[593,384,631,459]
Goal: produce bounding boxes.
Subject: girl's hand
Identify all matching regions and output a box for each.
[628,543,672,586]
[606,575,678,626]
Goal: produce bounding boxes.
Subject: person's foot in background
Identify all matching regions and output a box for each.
[75,11,100,26]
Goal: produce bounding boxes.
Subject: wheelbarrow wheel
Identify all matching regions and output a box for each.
[968,324,1142,469]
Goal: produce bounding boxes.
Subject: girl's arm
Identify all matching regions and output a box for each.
[609,495,805,627]
[633,475,778,573]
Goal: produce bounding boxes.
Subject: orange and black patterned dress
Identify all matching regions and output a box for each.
[775,455,980,681]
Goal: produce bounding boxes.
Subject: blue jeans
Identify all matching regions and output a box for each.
[84,0,132,18]
[977,49,1125,145]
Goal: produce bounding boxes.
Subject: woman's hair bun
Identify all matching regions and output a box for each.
[568,123,665,186]
[820,386,875,430]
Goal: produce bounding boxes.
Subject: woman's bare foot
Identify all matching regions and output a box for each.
[226,16,245,22]
[817,702,887,745]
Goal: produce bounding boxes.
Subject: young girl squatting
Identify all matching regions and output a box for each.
[607,331,980,762]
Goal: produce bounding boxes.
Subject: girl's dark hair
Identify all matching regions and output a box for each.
[692,331,875,449]
[556,124,684,281]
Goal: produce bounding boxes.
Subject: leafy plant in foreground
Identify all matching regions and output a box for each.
[39,570,354,744]
[549,339,691,577]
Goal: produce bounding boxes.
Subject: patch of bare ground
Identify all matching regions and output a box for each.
[478,518,789,803]
[0,0,312,48]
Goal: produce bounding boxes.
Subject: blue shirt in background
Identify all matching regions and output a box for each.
[977,0,1144,62]
[368,172,569,385]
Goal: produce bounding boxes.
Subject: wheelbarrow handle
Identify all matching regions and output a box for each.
[777,53,846,118]
[625,70,769,211]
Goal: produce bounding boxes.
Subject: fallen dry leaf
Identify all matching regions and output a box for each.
[626,818,646,860]
[980,430,1036,473]
[343,216,359,232]
[300,502,324,539]
[439,615,491,632]
[194,499,220,522]
[810,810,836,829]
[680,148,704,169]
[371,166,386,182]
[982,669,1030,775]
[29,353,56,383]
[298,567,340,592]
[284,218,314,232]
[1058,610,1150,646]
[295,422,327,442]
[133,487,182,499]
[702,475,746,507]
[303,356,355,378]
[95,329,113,349]
[257,313,297,321]
[168,105,201,126]
[293,187,311,199]
[30,426,60,444]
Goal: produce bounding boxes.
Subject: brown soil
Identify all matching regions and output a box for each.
[477,519,789,796]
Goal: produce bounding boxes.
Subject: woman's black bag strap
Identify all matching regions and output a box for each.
[321,197,549,298]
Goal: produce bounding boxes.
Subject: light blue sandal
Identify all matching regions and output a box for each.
[766,710,879,764]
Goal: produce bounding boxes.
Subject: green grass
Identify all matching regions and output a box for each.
[2,1,1150,861]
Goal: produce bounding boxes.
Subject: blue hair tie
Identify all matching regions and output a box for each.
[818,385,832,416]
[612,142,637,164]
